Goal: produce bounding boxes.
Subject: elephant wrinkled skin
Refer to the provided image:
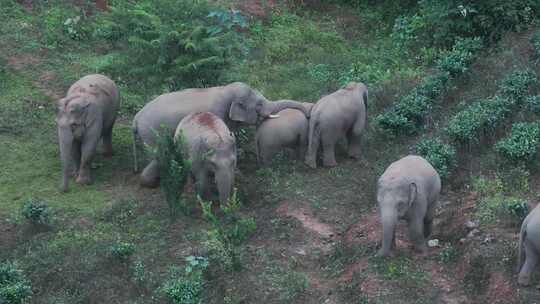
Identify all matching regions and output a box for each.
[376,155,441,257]
[517,203,540,286]
[175,112,237,205]
[305,82,368,168]
[56,74,120,192]
[132,82,310,188]
[255,102,314,165]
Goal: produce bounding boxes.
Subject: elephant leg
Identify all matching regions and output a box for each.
[408,217,427,254]
[321,134,337,167]
[102,126,114,158]
[378,212,397,257]
[195,170,211,200]
[347,133,362,159]
[260,145,278,166]
[518,239,538,286]
[76,135,99,185]
[140,160,160,188]
[71,141,81,177]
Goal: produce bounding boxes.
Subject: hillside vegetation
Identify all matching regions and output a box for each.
[1,0,539,303]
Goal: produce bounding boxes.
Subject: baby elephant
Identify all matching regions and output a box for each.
[255,102,314,165]
[175,112,237,204]
[305,82,368,168]
[377,155,441,257]
[56,74,120,192]
[517,203,540,286]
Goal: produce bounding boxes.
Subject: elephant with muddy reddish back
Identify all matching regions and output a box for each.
[132,82,310,187]
[305,82,368,168]
[255,101,314,166]
[175,112,236,205]
[56,74,120,192]
[377,155,441,257]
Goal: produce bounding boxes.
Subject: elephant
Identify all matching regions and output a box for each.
[56,74,120,192]
[304,82,368,169]
[376,155,441,257]
[132,82,310,188]
[517,203,540,286]
[255,102,314,165]
[175,112,236,204]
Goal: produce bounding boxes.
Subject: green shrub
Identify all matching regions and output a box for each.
[376,111,415,135]
[498,70,537,102]
[0,262,32,304]
[506,199,529,221]
[277,270,309,301]
[446,96,511,142]
[21,199,51,226]
[41,7,89,49]
[435,37,483,76]
[525,95,540,113]
[415,138,456,178]
[153,127,191,217]
[495,122,540,162]
[414,71,450,99]
[93,0,240,91]
[109,242,136,262]
[161,256,209,304]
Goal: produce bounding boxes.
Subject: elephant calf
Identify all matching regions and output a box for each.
[377,155,441,257]
[517,203,540,286]
[305,82,368,168]
[255,102,314,165]
[56,74,120,192]
[175,112,237,204]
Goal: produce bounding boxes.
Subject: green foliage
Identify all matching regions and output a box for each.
[435,37,483,76]
[375,112,415,135]
[42,7,89,49]
[498,70,538,102]
[93,0,240,91]
[415,138,456,178]
[506,199,529,221]
[413,71,450,99]
[525,95,540,113]
[437,244,459,264]
[160,256,209,304]
[109,242,136,262]
[495,122,540,162]
[276,269,309,301]
[0,262,32,304]
[370,256,428,282]
[446,96,511,143]
[153,127,191,217]
[21,199,51,226]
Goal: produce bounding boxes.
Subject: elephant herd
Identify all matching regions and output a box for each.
[55,74,539,286]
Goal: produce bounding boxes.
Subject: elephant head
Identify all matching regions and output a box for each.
[206,136,237,204]
[227,82,310,124]
[55,95,96,192]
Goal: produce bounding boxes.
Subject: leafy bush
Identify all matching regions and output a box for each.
[375,111,415,135]
[21,199,51,226]
[41,7,89,48]
[506,199,529,221]
[415,138,457,178]
[93,0,241,91]
[161,256,209,304]
[526,95,540,113]
[446,96,511,143]
[153,127,191,217]
[498,70,537,102]
[495,122,540,162]
[435,37,483,76]
[0,262,32,304]
[413,71,450,99]
[109,242,136,262]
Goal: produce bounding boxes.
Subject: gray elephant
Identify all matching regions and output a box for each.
[376,155,441,257]
[175,112,236,204]
[132,82,310,188]
[255,101,314,165]
[305,82,368,168]
[56,74,120,192]
[517,203,540,286]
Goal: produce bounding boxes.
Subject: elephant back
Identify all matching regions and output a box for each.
[175,112,234,152]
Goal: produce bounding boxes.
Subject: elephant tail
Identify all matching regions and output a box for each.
[132,119,140,173]
[517,224,527,273]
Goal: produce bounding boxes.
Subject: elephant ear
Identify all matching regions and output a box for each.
[408,182,417,207]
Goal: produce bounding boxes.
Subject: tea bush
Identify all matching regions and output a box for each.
[435,37,483,76]
[525,95,540,113]
[495,122,540,162]
[109,242,136,262]
[499,70,538,102]
[160,256,209,304]
[415,138,456,178]
[0,262,32,304]
[21,199,51,226]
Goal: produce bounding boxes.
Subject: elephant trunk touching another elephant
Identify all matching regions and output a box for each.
[132,82,310,188]
[56,74,120,192]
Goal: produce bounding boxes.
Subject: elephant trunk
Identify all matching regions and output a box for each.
[58,125,74,192]
[215,168,234,205]
[378,207,397,256]
[261,100,311,118]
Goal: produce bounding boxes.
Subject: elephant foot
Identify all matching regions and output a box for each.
[376,249,394,257]
[322,160,337,167]
[518,274,531,286]
[140,175,160,188]
[304,157,317,169]
[76,174,92,185]
[348,152,361,159]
